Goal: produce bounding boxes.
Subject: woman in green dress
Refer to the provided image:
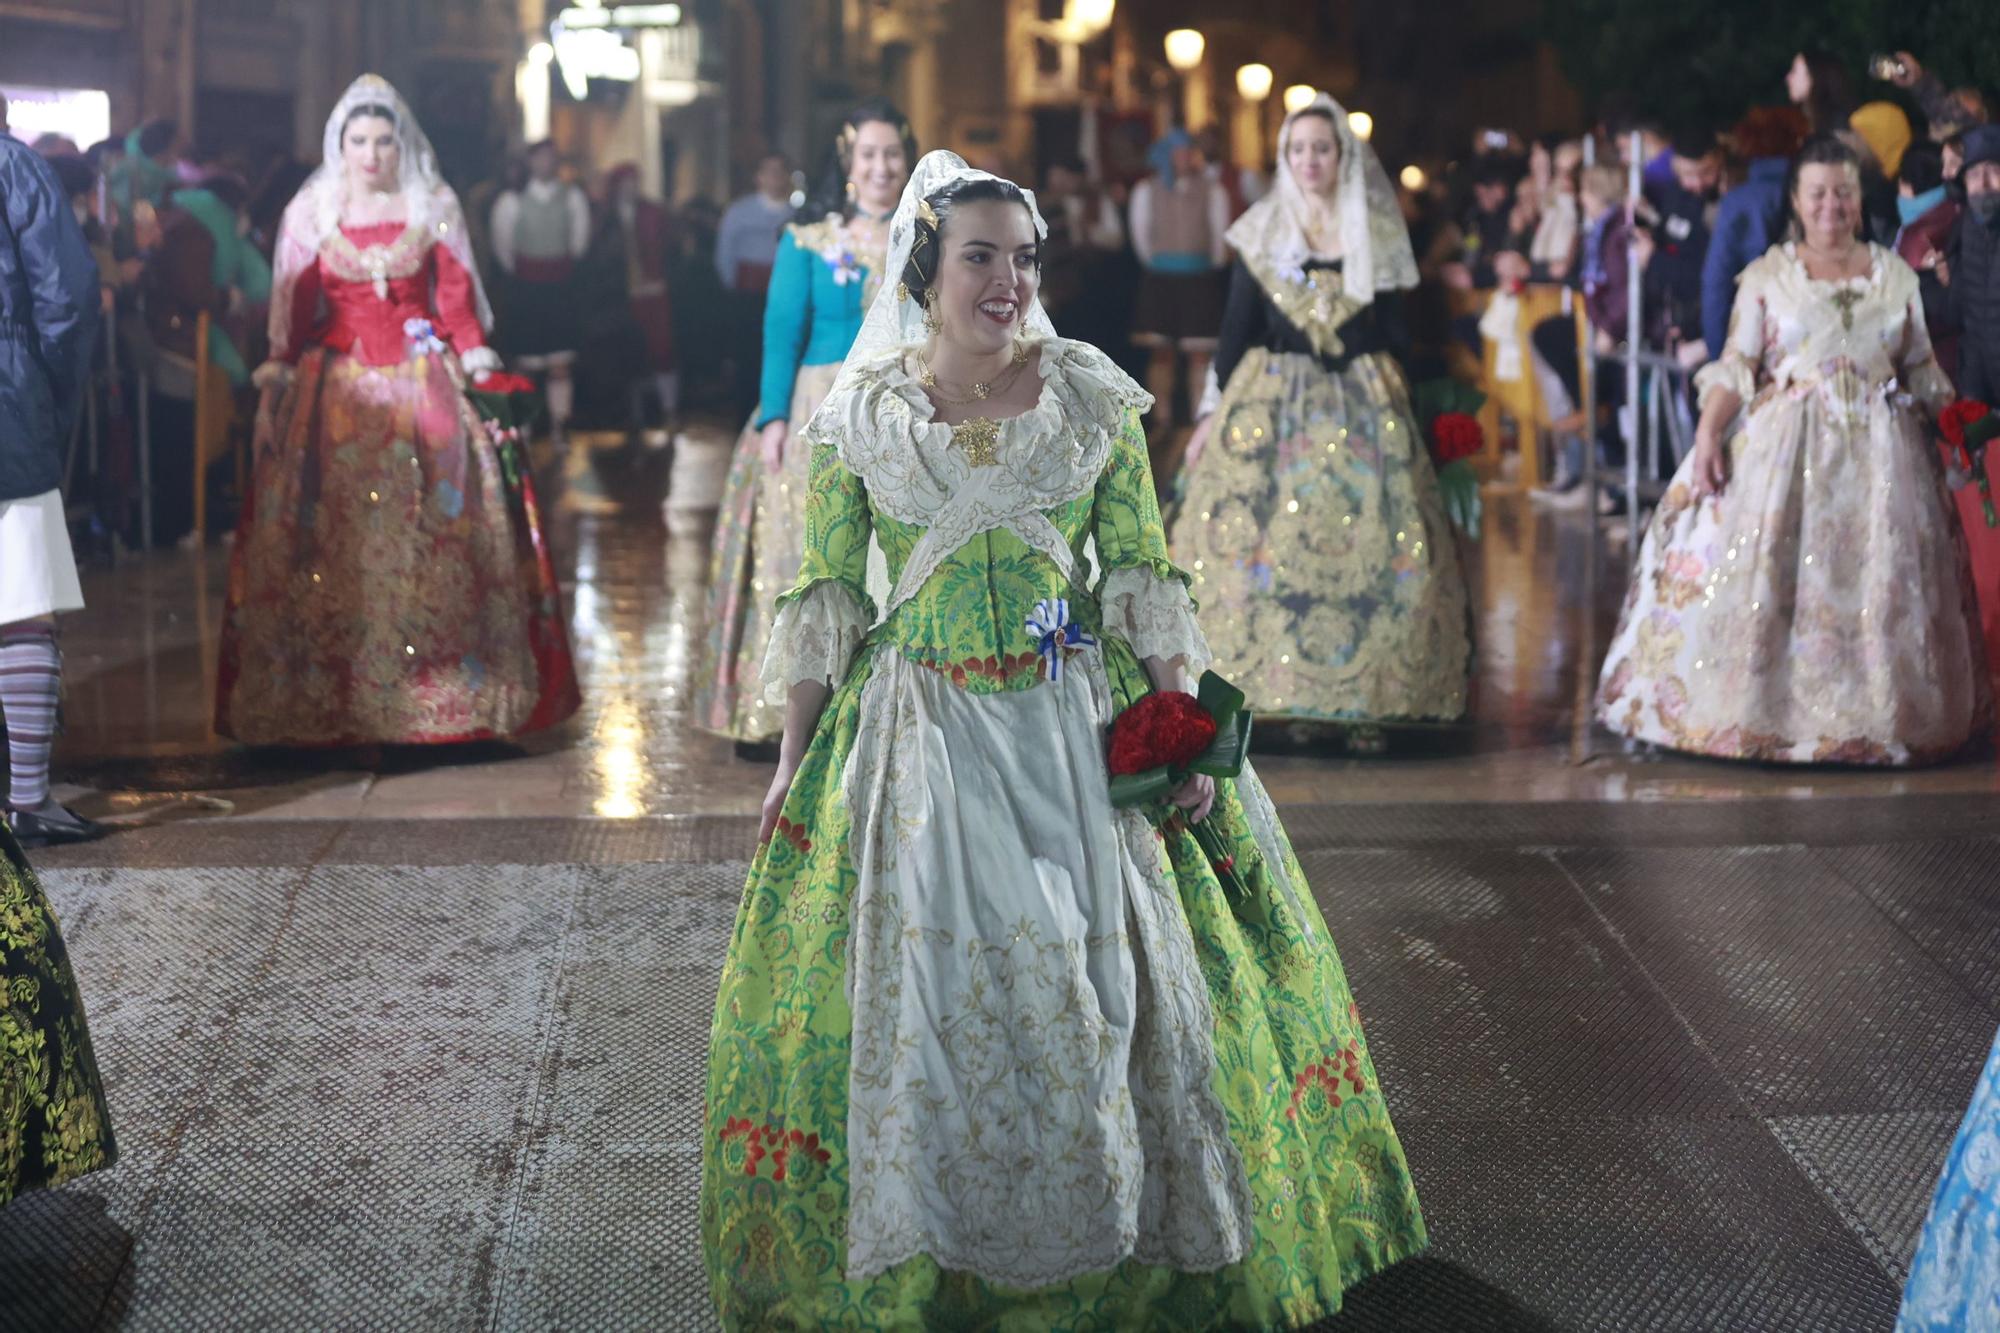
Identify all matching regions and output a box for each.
[1175,95,1473,747]
[700,151,1425,1329]
[1,826,116,1206]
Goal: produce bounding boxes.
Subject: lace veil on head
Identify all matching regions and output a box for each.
[845,150,1054,368]
[268,74,491,358]
[1226,91,1417,302]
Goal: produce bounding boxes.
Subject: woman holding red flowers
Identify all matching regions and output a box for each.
[214,76,579,746]
[1597,135,1987,765]
[701,152,1425,1329]
[1173,94,1473,749]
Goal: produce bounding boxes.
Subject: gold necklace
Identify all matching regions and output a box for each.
[920,340,1031,404]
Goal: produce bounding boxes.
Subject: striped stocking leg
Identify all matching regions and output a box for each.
[0,623,61,812]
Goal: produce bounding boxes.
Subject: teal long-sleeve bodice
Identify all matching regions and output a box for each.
[756,217,887,428]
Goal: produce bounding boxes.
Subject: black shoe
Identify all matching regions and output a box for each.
[733,739,783,763]
[6,803,108,848]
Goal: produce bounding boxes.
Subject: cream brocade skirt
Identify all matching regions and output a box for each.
[1596,382,1990,764]
[1173,347,1471,723]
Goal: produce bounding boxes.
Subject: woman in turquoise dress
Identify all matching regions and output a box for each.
[2,825,117,1206]
[1898,1027,2000,1330]
[700,152,1425,1329]
[695,102,913,752]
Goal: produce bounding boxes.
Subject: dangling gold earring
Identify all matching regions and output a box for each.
[845,180,858,203]
[921,290,941,336]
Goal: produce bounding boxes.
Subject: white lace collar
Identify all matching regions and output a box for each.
[805,336,1151,613]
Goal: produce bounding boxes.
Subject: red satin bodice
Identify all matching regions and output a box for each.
[285,222,486,367]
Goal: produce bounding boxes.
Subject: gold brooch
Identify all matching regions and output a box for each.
[951,417,1001,467]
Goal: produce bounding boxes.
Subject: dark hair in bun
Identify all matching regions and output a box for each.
[899,176,1038,306]
[800,98,918,222]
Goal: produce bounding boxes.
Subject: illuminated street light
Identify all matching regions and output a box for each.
[1065,0,1115,37]
[1399,164,1427,191]
[1164,28,1205,72]
[1347,110,1374,141]
[1283,84,1318,114]
[1235,63,1273,102]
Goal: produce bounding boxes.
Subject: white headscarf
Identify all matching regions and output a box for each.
[817,149,1055,388]
[267,74,492,359]
[1225,92,1416,304]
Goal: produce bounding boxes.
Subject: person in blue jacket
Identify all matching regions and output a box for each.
[695,101,913,754]
[1699,107,1805,362]
[0,133,104,845]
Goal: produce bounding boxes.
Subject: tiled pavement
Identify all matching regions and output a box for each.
[6,802,1997,1330]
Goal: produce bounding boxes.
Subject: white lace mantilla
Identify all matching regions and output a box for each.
[759,579,873,703]
[806,337,1151,615]
[1099,566,1211,673]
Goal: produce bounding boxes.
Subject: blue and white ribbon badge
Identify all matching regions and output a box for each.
[1025,597,1098,682]
[404,317,447,357]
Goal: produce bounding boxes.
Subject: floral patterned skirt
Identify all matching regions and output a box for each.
[693,362,843,743]
[701,630,1427,1329]
[1897,1026,2000,1331]
[1596,393,1989,765]
[215,346,580,746]
[1,828,116,1206]
[1173,348,1472,723]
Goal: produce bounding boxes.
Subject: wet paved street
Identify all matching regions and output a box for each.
[7,426,1999,1331]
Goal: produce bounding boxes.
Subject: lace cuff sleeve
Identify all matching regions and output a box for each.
[1100,565,1211,672]
[760,579,874,703]
[1694,354,1758,414]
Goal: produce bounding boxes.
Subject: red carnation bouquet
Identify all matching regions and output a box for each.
[1414,378,1486,538]
[466,371,544,490]
[1107,671,1254,900]
[1942,399,2000,528]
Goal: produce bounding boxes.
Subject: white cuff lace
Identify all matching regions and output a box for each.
[1100,566,1211,672]
[1693,354,1757,413]
[760,580,873,703]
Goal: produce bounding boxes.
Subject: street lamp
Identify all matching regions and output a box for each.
[1065,0,1115,38]
[1283,84,1318,114]
[1163,28,1205,72]
[1347,110,1374,141]
[1235,63,1273,102]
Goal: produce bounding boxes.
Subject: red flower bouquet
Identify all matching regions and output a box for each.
[1430,411,1484,465]
[1107,671,1254,900]
[1941,398,2000,528]
[466,373,545,490]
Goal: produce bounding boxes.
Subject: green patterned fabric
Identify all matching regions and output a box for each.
[702,406,1426,1328]
[1,829,116,1206]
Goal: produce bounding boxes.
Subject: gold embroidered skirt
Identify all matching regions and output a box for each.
[1173,347,1471,723]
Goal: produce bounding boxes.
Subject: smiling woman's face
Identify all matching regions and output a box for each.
[932,198,1041,359]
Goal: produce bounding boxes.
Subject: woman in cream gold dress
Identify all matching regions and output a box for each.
[1597,135,1988,763]
[700,151,1425,1329]
[1174,95,1472,745]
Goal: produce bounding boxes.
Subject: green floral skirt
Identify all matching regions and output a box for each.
[1,829,116,1206]
[701,630,1426,1329]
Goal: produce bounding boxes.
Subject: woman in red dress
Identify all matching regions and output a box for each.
[216,75,579,746]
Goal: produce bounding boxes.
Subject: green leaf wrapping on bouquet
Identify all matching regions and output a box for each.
[1436,458,1483,539]
[1108,767,1177,808]
[1189,670,1252,779]
[466,389,542,433]
[1967,414,2000,450]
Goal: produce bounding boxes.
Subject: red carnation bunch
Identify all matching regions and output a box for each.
[477,370,540,396]
[1940,399,2000,527]
[1430,411,1483,465]
[1108,690,1218,776]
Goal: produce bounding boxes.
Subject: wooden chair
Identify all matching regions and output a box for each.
[190,311,241,545]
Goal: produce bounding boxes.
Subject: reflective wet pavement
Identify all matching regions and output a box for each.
[47,425,2000,828]
[14,427,2000,1331]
